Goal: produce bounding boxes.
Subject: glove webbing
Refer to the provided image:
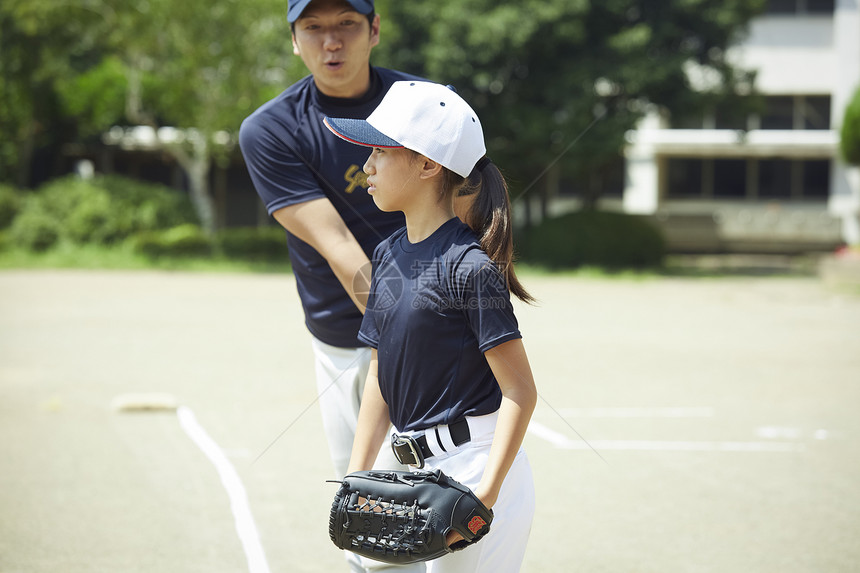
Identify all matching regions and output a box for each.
[345,495,429,556]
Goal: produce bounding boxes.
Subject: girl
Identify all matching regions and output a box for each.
[324,81,537,573]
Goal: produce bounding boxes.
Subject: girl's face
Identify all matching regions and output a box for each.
[362,147,419,212]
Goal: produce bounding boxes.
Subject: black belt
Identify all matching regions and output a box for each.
[391,419,471,469]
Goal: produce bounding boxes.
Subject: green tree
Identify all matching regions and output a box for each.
[840,85,860,166]
[2,0,302,235]
[0,0,106,186]
[374,0,764,211]
[79,0,300,234]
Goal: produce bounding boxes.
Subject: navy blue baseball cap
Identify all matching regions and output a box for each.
[288,0,375,23]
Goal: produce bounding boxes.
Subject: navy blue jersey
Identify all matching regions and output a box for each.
[358,218,522,432]
[239,67,422,347]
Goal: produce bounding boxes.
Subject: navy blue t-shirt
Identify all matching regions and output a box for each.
[239,67,421,347]
[358,218,522,432]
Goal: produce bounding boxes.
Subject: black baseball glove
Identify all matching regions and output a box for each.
[329,469,493,564]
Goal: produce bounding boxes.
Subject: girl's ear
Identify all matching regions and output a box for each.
[418,157,443,180]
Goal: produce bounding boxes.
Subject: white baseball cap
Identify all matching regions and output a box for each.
[324,81,486,178]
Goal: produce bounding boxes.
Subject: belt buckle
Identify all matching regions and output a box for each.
[391,434,425,469]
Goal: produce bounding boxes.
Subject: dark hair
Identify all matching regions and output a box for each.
[447,164,534,304]
[290,11,376,34]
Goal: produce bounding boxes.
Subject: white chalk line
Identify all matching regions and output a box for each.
[558,406,715,418]
[527,421,803,453]
[177,406,271,573]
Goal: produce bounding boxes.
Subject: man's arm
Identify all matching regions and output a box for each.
[273,197,371,313]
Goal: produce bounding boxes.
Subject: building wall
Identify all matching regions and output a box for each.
[737,15,835,95]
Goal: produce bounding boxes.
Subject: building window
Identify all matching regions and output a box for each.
[801,96,831,129]
[713,159,747,198]
[665,157,831,201]
[758,159,794,198]
[670,96,831,130]
[714,102,748,130]
[765,0,834,14]
[666,158,703,197]
[802,159,830,198]
[669,113,705,129]
[766,0,797,13]
[760,95,831,130]
[760,97,795,129]
[805,0,836,14]
[670,111,706,130]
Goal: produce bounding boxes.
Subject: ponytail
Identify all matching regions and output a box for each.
[458,161,534,304]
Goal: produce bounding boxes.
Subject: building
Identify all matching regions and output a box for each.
[622,0,860,253]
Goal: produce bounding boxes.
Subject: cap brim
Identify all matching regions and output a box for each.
[324,117,402,148]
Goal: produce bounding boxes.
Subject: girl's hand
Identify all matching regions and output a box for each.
[445,483,497,548]
[473,482,499,510]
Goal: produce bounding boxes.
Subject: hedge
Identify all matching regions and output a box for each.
[216,226,289,261]
[8,175,198,250]
[519,210,665,269]
[0,184,21,229]
[131,224,213,258]
[126,225,290,261]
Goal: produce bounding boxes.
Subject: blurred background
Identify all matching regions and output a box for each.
[2,2,860,572]
[1,0,860,273]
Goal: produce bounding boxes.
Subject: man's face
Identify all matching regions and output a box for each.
[291,0,380,98]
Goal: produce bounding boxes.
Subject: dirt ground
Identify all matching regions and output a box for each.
[1,269,859,572]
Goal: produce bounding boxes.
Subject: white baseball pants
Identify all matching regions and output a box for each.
[417,415,535,573]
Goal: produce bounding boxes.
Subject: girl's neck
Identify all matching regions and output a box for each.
[403,202,455,244]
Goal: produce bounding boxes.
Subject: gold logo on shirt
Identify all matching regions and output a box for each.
[344,164,368,194]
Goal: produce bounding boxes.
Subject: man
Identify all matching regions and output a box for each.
[238,2,425,571]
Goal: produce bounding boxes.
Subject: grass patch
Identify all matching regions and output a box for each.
[0,240,832,282]
[0,242,291,274]
[515,262,661,281]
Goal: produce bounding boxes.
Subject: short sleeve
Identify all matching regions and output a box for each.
[356,243,388,349]
[238,115,326,215]
[357,302,380,348]
[455,253,521,353]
